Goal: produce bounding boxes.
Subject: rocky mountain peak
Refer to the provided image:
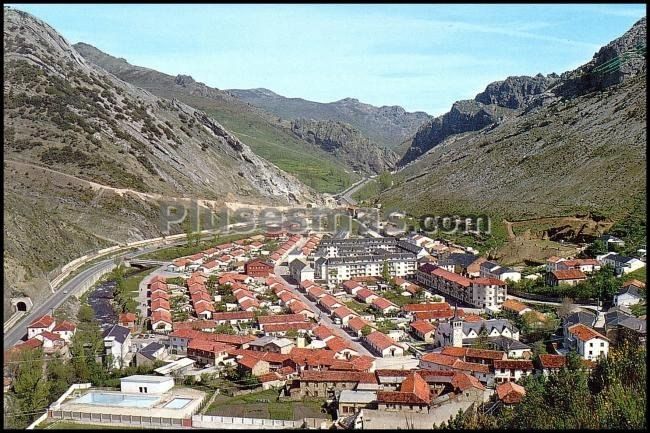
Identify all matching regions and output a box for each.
[175,74,196,86]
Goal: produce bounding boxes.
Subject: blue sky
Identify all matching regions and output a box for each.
[9,4,646,115]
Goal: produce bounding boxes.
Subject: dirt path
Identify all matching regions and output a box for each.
[503,219,516,240]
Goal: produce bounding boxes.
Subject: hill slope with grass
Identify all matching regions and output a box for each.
[74,42,361,192]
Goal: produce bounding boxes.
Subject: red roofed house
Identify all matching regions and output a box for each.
[365,331,404,358]
[332,306,358,326]
[52,320,77,342]
[376,372,431,413]
[493,360,534,383]
[194,300,215,319]
[118,313,138,332]
[237,356,271,377]
[471,277,507,309]
[346,316,374,338]
[566,324,609,360]
[371,297,400,315]
[258,314,308,330]
[409,320,435,342]
[342,280,363,295]
[151,310,173,332]
[298,370,377,398]
[355,288,378,304]
[289,301,317,320]
[501,299,532,315]
[34,331,65,350]
[212,311,255,325]
[547,269,588,287]
[496,381,526,405]
[245,258,274,278]
[318,295,342,314]
[187,340,233,366]
[27,315,56,339]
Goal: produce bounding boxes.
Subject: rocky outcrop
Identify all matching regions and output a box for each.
[399,17,646,166]
[227,89,432,148]
[289,119,399,174]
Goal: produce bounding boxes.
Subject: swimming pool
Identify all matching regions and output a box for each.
[73,392,160,408]
[163,398,192,409]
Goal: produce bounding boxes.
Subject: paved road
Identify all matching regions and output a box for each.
[3,234,219,348]
[4,258,116,347]
[336,177,375,207]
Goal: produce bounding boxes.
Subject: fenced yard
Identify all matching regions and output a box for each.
[204,389,326,421]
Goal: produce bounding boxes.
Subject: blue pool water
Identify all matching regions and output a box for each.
[163,398,192,409]
[73,392,159,408]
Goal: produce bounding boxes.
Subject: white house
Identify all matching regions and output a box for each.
[598,252,645,276]
[493,360,534,384]
[566,324,609,361]
[365,331,404,357]
[27,315,56,339]
[103,324,132,369]
[120,375,174,394]
[614,284,643,307]
[52,320,77,343]
[480,261,521,282]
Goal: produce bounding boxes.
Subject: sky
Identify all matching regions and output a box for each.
[8,4,647,115]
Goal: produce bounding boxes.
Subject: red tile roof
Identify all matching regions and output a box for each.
[538,354,566,369]
[347,316,371,333]
[152,310,172,324]
[151,298,170,311]
[300,370,377,383]
[213,311,255,321]
[430,266,471,287]
[52,320,77,332]
[342,280,362,291]
[325,336,353,353]
[372,297,397,311]
[29,315,55,329]
[332,306,357,320]
[502,299,529,313]
[400,371,431,403]
[568,323,608,342]
[496,381,526,404]
[188,339,232,353]
[551,269,587,280]
[421,352,459,367]
[238,355,264,369]
[365,331,399,351]
[493,360,534,370]
[258,314,308,325]
[118,313,137,324]
[441,346,506,361]
[38,331,63,342]
[355,288,376,300]
[472,277,507,286]
[451,372,485,391]
[312,325,336,341]
[319,295,341,309]
[403,302,451,313]
[263,322,314,333]
[410,320,435,334]
[173,320,217,331]
[194,302,215,314]
[289,301,313,315]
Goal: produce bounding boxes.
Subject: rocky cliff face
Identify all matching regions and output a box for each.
[227,89,432,149]
[399,17,646,166]
[289,119,399,174]
[74,42,362,194]
[3,8,320,314]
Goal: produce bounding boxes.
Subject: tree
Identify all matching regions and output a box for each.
[378,171,393,191]
[11,348,50,428]
[381,259,390,283]
[361,325,373,337]
[472,325,490,349]
[77,304,95,323]
[557,297,575,319]
[46,356,74,403]
[285,329,298,339]
[585,239,609,256]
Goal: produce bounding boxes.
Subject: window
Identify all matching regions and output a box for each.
[589,342,593,347]
[600,342,604,347]
[588,351,592,355]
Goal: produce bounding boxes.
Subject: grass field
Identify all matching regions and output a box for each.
[205,389,326,421]
[625,267,646,284]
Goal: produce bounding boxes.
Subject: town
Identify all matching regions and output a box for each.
[5,223,646,429]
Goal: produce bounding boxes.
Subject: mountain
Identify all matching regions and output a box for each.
[3,8,320,315]
[227,88,432,149]
[73,43,359,193]
[399,18,646,166]
[377,18,646,232]
[289,119,399,174]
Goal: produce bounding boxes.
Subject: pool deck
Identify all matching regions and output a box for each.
[58,387,206,419]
